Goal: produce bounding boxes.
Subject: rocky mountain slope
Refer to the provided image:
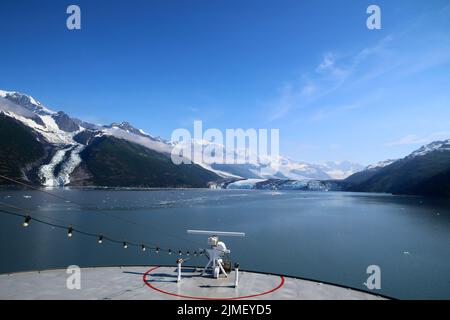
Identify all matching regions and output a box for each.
[0,90,220,187]
[344,140,450,197]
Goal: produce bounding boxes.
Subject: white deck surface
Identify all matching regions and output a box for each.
[0,266,386,300]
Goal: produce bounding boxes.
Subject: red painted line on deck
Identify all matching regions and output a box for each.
[142,266,285,300]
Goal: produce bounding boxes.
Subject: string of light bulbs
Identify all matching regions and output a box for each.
[0,199,178,250]
[0,174,204,247]
[0,207,203,258]
[0,200,86,230]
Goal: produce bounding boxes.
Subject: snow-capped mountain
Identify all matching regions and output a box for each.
[203,147,362,180]
[0,89,363,187]
[366,159,398,170]
[362,139,450,172]
[211,156,333,181]
[317,161,365,179]
[1,89,448,196]
[271,156,333,180]
[103,121,169,143]
[408,139,450,158]
[0,90,219,187]
[0,90,55,116]
[345,140,450,197]
[0,91,87,186]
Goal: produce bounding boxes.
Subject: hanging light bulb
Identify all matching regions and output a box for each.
[141,245,146,252]
[67,227,73,238]
[194,251,198,256]
[168,249,172,255]
[156,247,160,254]
[179,250,182,256]
[123,242,128,249]
[98,235,103,244]
[23,216,31,227]
[187,251,190,256]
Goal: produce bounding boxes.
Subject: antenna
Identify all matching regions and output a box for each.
[187,230,246,237]
[187,229,245,279]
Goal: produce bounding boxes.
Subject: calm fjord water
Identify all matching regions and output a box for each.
[0,189,449,299]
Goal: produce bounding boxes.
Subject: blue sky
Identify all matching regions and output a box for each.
[0,0,449,165]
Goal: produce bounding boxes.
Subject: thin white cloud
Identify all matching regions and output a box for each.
[267,35,394,123]
[268,81,317,122]
[309,102,360,122]
[308,88,384,122]
[386,132,450,146]
[316,53,335,72]
[316,52,351,81]
[267,3,450,125]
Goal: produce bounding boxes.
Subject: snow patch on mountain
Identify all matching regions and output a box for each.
[39,115,82,144]
[183,141,340,180]
[0,96,41,120]
[197,162,243,179]
[409,139,450,158]
[1,96,83,145]
[366,159,397,170]
[363,140,450,172]
[176,140,362,180]
[317,161,365,179]
[0,90,55,115]
[101,127,173,154]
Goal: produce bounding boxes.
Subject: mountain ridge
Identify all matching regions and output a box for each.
[0,89,363,187]
[0,90,221,187]
[1,90,449,197]
[344,140,450,197]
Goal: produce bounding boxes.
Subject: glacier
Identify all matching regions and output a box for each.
[38,145,85,187]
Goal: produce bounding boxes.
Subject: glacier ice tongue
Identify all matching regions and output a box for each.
[38,145,85,187]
